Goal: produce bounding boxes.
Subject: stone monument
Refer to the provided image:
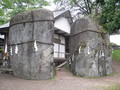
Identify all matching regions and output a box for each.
[69,17,112,77]
[9,9,56,80]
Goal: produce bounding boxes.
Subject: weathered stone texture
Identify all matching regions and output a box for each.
[69,17,112,77]
[9,9,55,80]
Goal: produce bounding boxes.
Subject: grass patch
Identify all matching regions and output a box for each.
[104,85,120,90]
[112,50,120,62]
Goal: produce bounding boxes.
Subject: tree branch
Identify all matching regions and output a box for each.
[72,0,88,15]
[87,0,92,13]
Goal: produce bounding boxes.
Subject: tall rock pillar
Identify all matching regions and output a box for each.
[69,17,112,77]
[9,9,55,80]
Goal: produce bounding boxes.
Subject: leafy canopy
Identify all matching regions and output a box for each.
[0,0,49,25]
[99,0,120,34]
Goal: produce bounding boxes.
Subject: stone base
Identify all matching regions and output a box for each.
[10,42,56,80]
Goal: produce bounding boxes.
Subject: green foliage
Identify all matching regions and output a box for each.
[112,50,120,62]
[0,0,49,25]
[53,0,60,3]
[96,0,105,5]
[0,49,4,52]
[99,0,120,34]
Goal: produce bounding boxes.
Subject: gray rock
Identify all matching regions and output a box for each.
[9,9,56,80]
[69,17,112,77]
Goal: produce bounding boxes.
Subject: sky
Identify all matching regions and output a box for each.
[44,0,56,11]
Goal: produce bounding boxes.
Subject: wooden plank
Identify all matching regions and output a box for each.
[56,61,67,68]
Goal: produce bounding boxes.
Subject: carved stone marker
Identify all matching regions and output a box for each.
[9,9,55,80]
[69,17,112,77]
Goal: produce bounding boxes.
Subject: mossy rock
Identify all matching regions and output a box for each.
[80,41,87,49]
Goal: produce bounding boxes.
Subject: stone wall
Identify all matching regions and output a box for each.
[9,9,56,80]
[69,17,112,77]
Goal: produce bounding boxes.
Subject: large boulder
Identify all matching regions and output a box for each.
[9,9,56,80]
[69,17,112,77]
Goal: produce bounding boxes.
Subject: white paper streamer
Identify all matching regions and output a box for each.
[15,45,18,54]
[4,45,7,53]
[79,46,81,53]
[10,46,13,55]
[34,41,38,51]
[88,47,90,54]
[102,53,105,57]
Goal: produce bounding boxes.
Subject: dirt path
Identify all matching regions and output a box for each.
[0,61,120,90]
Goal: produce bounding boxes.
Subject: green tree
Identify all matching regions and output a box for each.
[53,0,104,20]
[99,0,120,34]
[0,0,49,25]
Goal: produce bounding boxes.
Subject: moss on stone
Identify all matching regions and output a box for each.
[101,32,106,39]
[74,41,87,56]
[74,50,79,56]
[80,41,87,49]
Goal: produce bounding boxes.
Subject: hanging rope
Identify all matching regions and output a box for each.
[10,19,55,27]
[70,30,102,37]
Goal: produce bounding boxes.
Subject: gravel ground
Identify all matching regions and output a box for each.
[0,61,120,90]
